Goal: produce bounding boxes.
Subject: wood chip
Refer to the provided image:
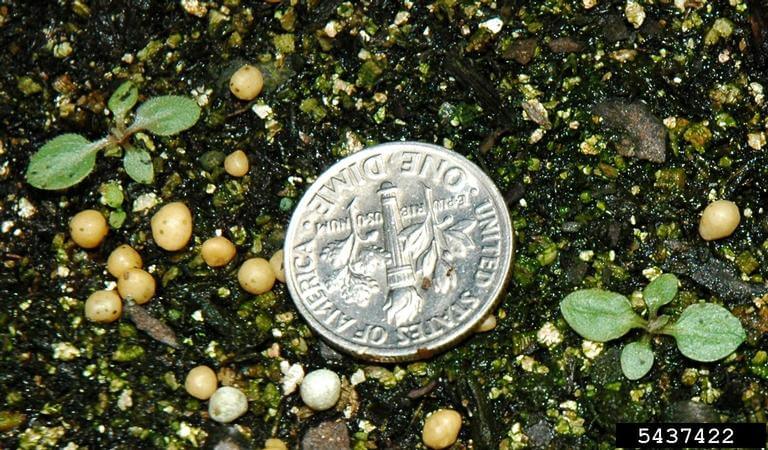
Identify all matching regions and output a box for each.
[123,300,180,349]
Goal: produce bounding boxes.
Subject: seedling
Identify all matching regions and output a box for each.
[560,273,745,380]
[26,81,200,189]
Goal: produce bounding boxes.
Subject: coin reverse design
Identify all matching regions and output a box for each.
[284,142,514,361]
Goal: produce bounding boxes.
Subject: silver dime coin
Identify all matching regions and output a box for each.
[284,142,514,361]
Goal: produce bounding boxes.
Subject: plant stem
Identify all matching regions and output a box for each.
[656,322,677,337]
[124,122,143,137]
[631,315,649,330]
[88,136,115,154]
[110,119,145,147]
[647,314,671,334]
[114,112,127,136]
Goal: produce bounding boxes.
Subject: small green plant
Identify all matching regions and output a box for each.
[560,273,746,380]
[99,181,127,228]
[26,81,201,189]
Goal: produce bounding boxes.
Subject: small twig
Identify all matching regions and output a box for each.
[479,128,511,154]
[123,300,180,349]
[225,100,258,119]
[270,398,284,436]
[408,401,425,428]
[407,379,438,399]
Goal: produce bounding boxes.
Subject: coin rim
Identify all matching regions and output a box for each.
[284,141,514,362]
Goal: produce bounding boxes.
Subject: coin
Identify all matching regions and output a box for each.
[284,142,514,361]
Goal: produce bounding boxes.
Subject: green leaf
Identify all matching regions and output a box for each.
[109,210,127,228]
[123,145,154,184]
[132,96,201,136]
[108,81,139,120]
[621,341,654,380]
[99,182,124,208]
[26,134,100,190]
[560,289,646,342]
[643,273,678,316]
[667,303,746,362]
[647,314,671,334]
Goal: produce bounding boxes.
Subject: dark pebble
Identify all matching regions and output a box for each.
[302,421,350,450]
[525,419,554,448]
[547,37,584,53]
[593,99,666,163]
[602,14,631,43]
[502,38,538,65]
